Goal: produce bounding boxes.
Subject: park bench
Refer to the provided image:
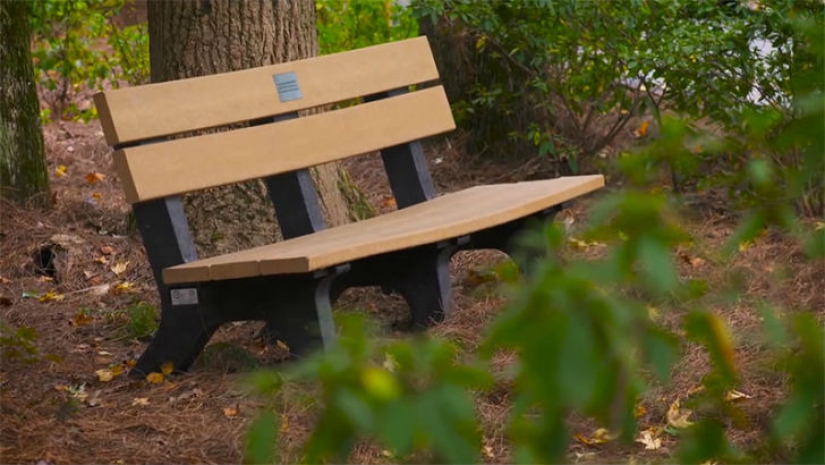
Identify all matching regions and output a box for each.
[94,36,604,376]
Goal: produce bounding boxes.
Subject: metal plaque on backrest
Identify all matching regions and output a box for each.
[273,72,302,102]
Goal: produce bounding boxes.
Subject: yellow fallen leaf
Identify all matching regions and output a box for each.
[636,428,662,450]
[223,406,238,417]
[85,172,106,184]
[276,340,289,352]
[94,256,109,264]
[574,428,618,445]
[111,282,135,295]
[280,414,290,432]
[667,399,694,429]
[815,221,825,231]
[39,291,65,303]
[96,369,114,382]
[55,165,67,177]
[91,192,103,201]
[482,445,495,458]
[634,404,648,418]
[724,389,752,402]
[160,362,174,376]
[132,397,149,406]
[125,359,137,369]
[111,365,124,377]
[110,261,129,276]
[146,372,164,384]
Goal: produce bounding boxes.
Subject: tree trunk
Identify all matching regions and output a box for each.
[147,0,350,257]
[0,1,51,207]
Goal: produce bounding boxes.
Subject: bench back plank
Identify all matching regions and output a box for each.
[94,36,439,147]
[114,86,454,204]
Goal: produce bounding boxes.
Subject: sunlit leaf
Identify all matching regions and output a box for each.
[110,261,129,276]
[636,428,662,450]
[85,172,106,184]
[38,291,65,303]
[667,399,694,429]
[95,369,114,382]
[55,165,67,177]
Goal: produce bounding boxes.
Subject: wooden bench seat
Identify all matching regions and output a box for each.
[94,36,605,376]
[164,176,603,283]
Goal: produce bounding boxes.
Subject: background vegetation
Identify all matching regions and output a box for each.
[10,0,824,463]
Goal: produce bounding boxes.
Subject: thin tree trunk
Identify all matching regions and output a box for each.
[0,0,51,207]
[147,0,350,257]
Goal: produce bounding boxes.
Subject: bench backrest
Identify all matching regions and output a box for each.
[94,36,454,204]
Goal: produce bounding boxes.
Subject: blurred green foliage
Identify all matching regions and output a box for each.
[28,0,149,122]
[316,0,417,55]
[246,2,823,464]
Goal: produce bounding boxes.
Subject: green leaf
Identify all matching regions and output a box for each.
[556,311,598,408]
[637,236,677,295]
[245,411,277,465]
[379,400,416,455]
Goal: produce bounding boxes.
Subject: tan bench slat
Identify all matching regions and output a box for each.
[94,37,438,146]
[163,175,605,284]
[115,86,455,204]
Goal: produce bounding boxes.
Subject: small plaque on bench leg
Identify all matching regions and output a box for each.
[170,288,198,306]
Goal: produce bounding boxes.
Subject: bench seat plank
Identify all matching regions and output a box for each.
[163,175,604,284]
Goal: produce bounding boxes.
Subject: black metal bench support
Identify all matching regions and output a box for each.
[132,269,343,376]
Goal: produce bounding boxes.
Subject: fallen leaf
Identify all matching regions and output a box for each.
[482,445,495,458]
[280,414,290,432]
[96,369,114,382]
[223,406,238,417]
[636,428,662,450]
[0,276,10,283]
[146,372,164,384]
[111,365,124,377]
[111,282,134,295]
[55,165,67,177]
[125,359,137,369]
[38,291,65,303]
[574,428,619,445]
[86,390,103,407]
[132,397,149,406]
[724,389,752,402]
[816,221,825,231]
[91,192,103,201]
[110,261,129,276]
[94,256,109,264]
[100,246,115,255]
[382,196,397,208]
[160,362,174,376]
[37,276,54,282]
[71,311,94,327]
[667,399,694,429]
[634,404,647,418]
[85,172,106,184]
[83,270,97,280]
[276,340,289,352]
[638,120,650,137]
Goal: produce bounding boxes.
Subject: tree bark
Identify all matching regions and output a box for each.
[147,0,350,257]
[0,0,51,207]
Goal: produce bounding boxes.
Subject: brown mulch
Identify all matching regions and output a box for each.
[1,110,822,464]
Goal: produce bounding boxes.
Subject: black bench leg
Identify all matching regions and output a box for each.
[466,206,562,277]
[258,274,337,358]
[131,301,222,377]
[383,245,454,328]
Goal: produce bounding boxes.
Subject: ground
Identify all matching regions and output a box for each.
[1,111,822,464]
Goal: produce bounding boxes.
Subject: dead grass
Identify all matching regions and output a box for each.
[1,114,822,464]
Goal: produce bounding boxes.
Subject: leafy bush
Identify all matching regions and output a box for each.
[412,0,818,186]
[316,0,418,55]
[28,0,150,122]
